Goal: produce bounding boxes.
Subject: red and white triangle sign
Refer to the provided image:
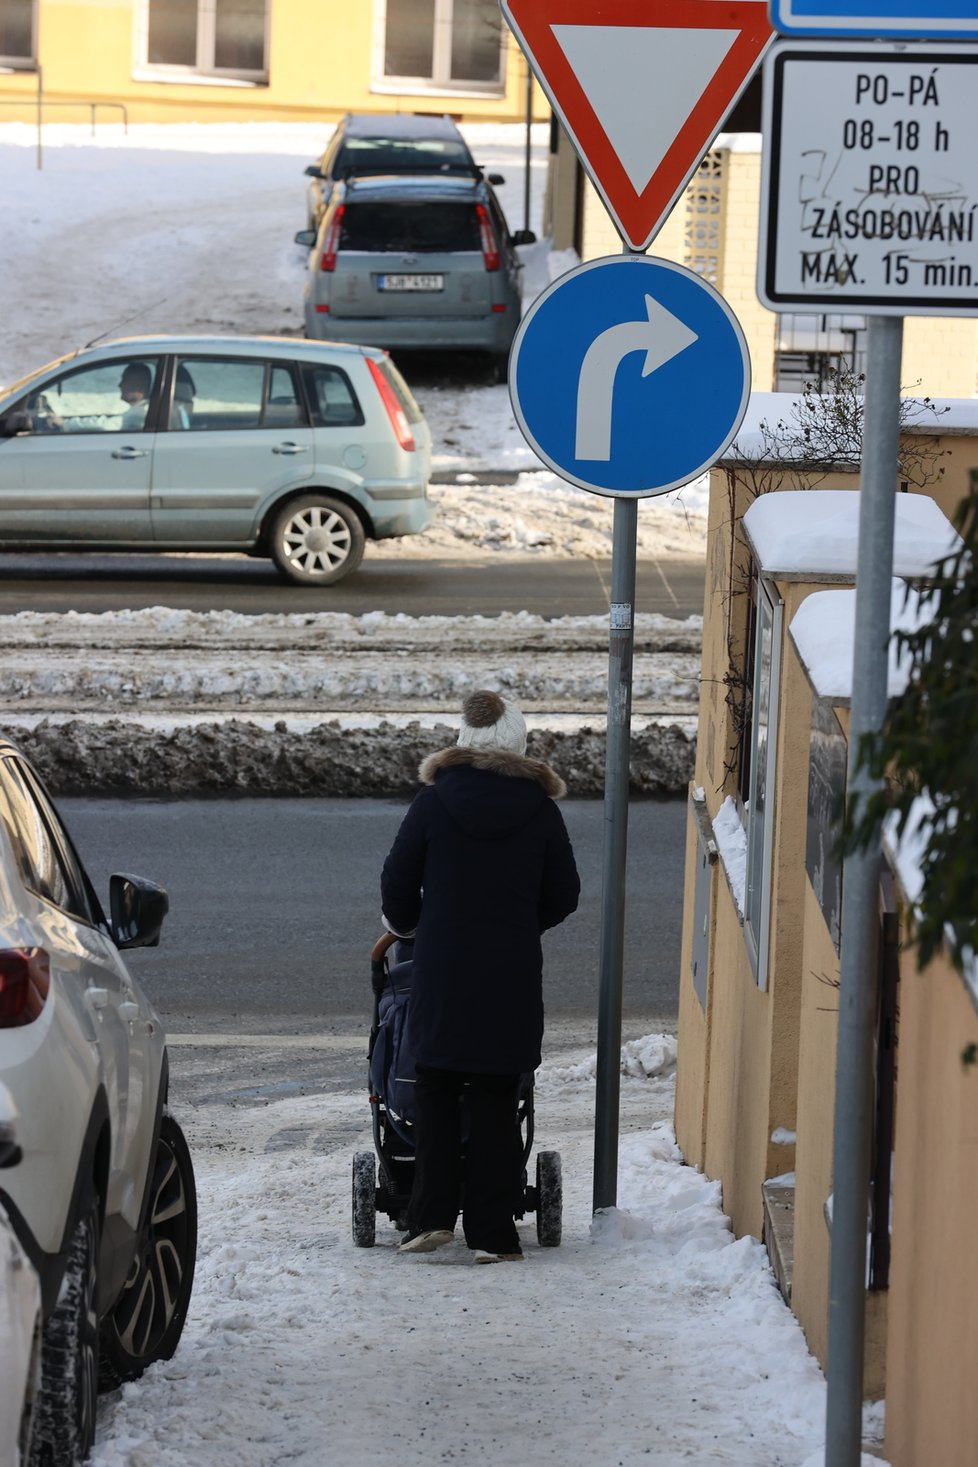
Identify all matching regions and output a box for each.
[501,0,773,252]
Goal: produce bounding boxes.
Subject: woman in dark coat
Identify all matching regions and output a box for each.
[381,689,580,1262]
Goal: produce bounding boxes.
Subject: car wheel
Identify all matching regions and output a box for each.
[98,1115,197,1389]
[270,494,366,586]
[29,1198,99,1467]
[489,352,510,385]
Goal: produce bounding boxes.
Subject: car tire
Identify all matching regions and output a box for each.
[270,494,366,586]
[489,352,510,386]
[29,1198,99,1467]
[98,1114,197,1390]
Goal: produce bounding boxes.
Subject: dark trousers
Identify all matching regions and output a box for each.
[408,1065,523,1254]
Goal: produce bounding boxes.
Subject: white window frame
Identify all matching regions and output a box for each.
[136,0,269,84]
[372,0,507,98]
[743,577,783,991]
[0,0,37,69]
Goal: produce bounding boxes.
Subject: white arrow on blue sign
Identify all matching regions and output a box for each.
[510,255,751,498]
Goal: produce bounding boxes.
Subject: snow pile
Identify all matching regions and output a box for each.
[713,796,748,916]
[538,1034,678,1091]
[86,1038,851,1467]
[0,607,701,793]
[7,715,696,798]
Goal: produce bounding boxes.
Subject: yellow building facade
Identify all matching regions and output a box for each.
[0,0,545,124]
[675,448,978,1450]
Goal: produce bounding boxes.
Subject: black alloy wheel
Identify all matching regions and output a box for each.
[99,1114,197,1389]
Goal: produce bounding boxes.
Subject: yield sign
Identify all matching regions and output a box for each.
[501,0,774,251]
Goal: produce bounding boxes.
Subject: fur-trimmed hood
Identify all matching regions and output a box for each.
[419,745,567,799]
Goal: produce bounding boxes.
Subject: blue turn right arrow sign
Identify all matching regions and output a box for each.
[510,255,750,498]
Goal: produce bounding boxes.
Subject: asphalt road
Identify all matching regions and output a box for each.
[0,552,705,618]
[64,795,687,1035]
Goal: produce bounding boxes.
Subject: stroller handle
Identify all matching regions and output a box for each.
[371,932,398,963]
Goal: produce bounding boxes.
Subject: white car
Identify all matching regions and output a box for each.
[1,1089,41,1466]
[0,739,196,1465]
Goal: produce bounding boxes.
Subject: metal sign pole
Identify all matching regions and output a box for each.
[592,494,637,1212]
[824,311,904,1466]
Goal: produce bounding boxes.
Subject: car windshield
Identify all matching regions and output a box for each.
[0,352,79,403]
[336,138,473,176]
[339,202,482,253]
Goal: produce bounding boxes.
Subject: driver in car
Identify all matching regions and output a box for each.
[36,362,153,433]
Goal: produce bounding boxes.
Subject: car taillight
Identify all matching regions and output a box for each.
[0,947,50,1027]
[367,357,416,452]
[475,204,500,271]
[320,204,345,272]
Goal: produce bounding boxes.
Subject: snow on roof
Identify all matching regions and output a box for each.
[789,579,929,704]
[742,490,961,580]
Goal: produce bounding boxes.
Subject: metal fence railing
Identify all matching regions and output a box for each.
[0,65,129,168]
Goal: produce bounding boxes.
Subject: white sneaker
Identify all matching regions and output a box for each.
[397,1229,454,1254]
[471,1249,524,1264]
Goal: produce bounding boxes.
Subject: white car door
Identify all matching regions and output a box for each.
[0,758,143,1225]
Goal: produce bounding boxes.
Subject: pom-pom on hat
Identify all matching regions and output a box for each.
[457,689,527,756]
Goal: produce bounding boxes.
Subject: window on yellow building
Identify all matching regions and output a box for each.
[0,0,35,67]
[144,0,268,80]
[379,0,505,93]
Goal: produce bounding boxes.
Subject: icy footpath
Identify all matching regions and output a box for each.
[88,1039,881,1467]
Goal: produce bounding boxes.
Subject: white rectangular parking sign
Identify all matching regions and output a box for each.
[758,40,978,315]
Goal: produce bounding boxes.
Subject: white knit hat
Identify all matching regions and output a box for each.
[457,689,527,756]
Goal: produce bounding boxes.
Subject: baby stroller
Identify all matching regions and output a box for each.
[351,932,563,1249]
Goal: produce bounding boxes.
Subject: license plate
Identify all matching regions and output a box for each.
[378,273,444,292]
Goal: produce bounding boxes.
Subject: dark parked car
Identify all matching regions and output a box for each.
[304,112,500,231]
[296,173,534,381]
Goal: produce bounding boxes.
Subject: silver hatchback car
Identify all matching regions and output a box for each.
[297,173,534,380]
[0,335,433,585]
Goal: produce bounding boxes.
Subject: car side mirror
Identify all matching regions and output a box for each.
[487,173,505,185]
[110,873,169,950]
[294,229,317,249]
[304,163,324,178]
[0,411,31,437]
[510,228,537,246]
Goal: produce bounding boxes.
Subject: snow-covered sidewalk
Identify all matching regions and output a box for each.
[89,1039,881,1467]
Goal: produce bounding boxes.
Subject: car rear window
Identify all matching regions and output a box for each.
[300,364,365,428]
[336,138,473,176]
[339,203,482,254]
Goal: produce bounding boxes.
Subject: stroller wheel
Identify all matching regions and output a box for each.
[352,1152,377,1248]
[535,1150,562,1248]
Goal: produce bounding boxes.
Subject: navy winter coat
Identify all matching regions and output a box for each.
[381,745,580,1075]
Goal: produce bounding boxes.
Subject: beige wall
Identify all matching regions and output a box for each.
[695,581,813,1239]
[885,952,978,1467]
[792,878,840,1373]
[673,796,715,1169]
[0,1,547,124]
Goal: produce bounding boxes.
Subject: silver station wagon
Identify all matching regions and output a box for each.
[297,173,533,380]
[0,335,434,585]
